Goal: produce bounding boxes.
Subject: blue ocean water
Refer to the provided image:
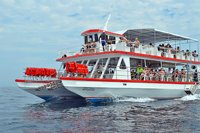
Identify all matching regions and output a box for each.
[1,87,200,133]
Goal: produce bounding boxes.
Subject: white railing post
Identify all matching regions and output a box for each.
[127,67,129,80]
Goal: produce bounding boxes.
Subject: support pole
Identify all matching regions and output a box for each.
[198,42,200,61]
[186,63,189,82]
[144,59,147,67]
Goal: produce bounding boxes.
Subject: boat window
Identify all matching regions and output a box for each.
[76,61,82,64]
[88,59,97,73]
[89,35,93,42]
[88,59,97,65]
[119,59,126,69]
[104,57,119,78]
[109,36,116,44]
[93,58,108,78]
[130,58,144,69]
[83,60,88,65]
[108,57,119,68]
[99,58,108,67]
[162,62,175,68]
[84,36,88,44]
[146,60,161,68]
[94,34,98,42]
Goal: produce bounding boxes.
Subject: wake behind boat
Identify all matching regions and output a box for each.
[58,28,200,102]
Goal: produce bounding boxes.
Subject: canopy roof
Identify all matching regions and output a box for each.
[123,28,198,43]
[81,29,123,37]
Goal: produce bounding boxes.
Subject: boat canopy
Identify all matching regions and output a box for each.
[122,28,198,44]
[81,29,124,37]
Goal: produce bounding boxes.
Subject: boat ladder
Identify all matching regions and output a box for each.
[184,83,199,95]
[37,80,63,91]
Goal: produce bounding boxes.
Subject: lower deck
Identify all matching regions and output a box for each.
[60,53,200,84]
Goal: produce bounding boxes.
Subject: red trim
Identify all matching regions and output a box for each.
[81,29,124,37]
[60,77,196,85]
[56,50,200,65]
[15,79,53,84]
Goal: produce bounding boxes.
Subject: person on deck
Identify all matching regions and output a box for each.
[136,64,143,80]
[99,32,107,51]
[131,69,135,79]
[149,69,155,80]
[141,67,149,80]
[159,68,165,81]
[192,50,198,57]
[62,54,67,58]
[133,37,140,48]
[166,68,173,81]
[193,70,198,82]
[180,69,186,82]
[172,69,180,81]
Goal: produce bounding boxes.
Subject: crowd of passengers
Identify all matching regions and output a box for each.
[131,64,198,82]
[80,32,199,58]
[126,40,198,58]
[157,43,198,58]
[80,32,141,53]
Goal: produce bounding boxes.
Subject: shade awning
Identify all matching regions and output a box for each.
[123,28,198,44]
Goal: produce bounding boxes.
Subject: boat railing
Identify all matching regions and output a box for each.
[59,50,78,57]
[126,43,198,62]
[78,42,199,62]
[80,42,115,54]
[111,66,197,82]
[65,65,198,83]
[23,75,58,81]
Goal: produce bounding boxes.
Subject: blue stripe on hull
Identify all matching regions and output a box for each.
[86,98,113,103]
[39,95,86,101]
[39,95,55,101]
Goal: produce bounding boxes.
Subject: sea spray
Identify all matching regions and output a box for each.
[178,94,200,101]
[115,97,156,103]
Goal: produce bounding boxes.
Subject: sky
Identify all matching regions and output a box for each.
[0,0,200,87]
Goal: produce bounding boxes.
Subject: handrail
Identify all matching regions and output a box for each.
[59,43,199,62]
[64,65,199,83]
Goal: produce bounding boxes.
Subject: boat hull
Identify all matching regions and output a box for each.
[15,79,82,101]
[61,78,198,100]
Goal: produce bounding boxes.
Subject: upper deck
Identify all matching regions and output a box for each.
[57,28,199,65]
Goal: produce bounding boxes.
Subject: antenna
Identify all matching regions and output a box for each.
[103,14,111,31]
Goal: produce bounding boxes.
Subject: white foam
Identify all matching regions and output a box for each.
[115,97,155,103]
[178,94,200,101]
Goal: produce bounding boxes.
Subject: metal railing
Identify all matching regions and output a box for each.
[59,42,199,62]
[63,66,199,83]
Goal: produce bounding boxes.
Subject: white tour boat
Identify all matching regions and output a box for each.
[57,28,200,102]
